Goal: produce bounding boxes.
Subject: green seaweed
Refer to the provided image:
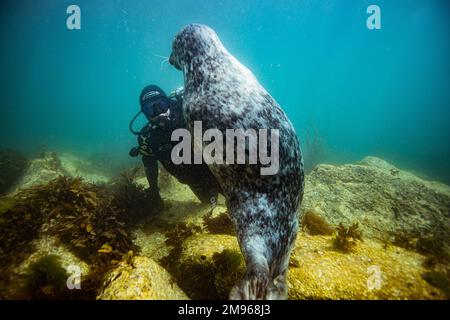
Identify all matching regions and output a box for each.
[0,196,15,214]
[22,255,70,299]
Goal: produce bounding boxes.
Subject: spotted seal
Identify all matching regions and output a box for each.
[169,24,304,300]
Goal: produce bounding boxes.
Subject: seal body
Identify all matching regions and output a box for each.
[170,24,304,299]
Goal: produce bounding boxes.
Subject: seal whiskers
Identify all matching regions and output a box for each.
[154,54,170,69]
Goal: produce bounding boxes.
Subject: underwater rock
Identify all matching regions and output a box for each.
[0,174,139,299]
[176,234,244,299]
[133,229,171,262]
[1,235,90,299]
[135,167,200,204]
[59,153,109,184]
[97,256,188,300]
[158,167,176,191]
[301,156,450,243]
[12,152,108,194]
[288,232,446,299]
[13,152,66,192]
[17,236,90,277]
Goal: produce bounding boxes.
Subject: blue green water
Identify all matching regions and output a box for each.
[1,0,449,182]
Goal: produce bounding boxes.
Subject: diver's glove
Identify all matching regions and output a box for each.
[129,146,140,157]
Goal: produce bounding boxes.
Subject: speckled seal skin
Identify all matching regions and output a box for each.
[169,24,304,300]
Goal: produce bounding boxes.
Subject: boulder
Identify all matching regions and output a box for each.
[301,156,450,241]
[12,152,108,194]
[1,235,90,299]
[59,153,109,184]
[288,232,446,299]
[177,234,244,299]
[13,152,65,192]
[16,235,90,277]
[172,231,447,300]
[97,256,188,300]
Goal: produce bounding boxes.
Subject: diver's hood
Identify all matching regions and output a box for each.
[139,85,171,120]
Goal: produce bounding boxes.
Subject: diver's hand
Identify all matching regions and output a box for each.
[129,147,140,157]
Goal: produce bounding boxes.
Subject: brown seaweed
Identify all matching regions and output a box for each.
[203,209,235,235]
[301,209,334,235]
[333,222,363,252]
[159,222,203,296]
[161,222,202,269]
[391,229,450,265]
[0,175,140,299]
[109,166,158,224]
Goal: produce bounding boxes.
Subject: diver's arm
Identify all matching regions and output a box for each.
[142,155,158,190]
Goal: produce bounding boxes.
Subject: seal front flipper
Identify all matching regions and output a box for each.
[229,252,288,300]
[227,195,296,300]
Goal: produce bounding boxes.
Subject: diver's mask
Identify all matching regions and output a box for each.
[129,85,171,135]
[141,97,171,124]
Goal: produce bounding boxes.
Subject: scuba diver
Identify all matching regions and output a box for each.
[129,85,222,210]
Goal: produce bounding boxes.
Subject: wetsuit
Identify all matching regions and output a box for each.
[134,89,222,204]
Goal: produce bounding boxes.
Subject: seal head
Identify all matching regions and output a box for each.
[169,24,223,71]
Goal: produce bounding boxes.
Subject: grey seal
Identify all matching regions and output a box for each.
[169,24,304,300]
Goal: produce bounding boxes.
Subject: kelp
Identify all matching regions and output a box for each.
[22,176,136,264]
[0,175,140,298]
